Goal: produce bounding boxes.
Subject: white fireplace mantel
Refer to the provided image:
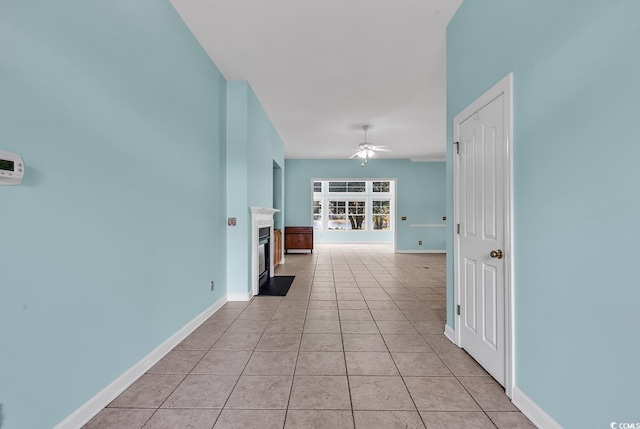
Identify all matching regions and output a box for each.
[250,207,280,296]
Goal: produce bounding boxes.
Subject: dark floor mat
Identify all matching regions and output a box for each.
[258,276,295,296]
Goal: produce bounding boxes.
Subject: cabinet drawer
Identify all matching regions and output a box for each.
[286,235,308,247]
[286,227,313,235]
[285,226,313,251]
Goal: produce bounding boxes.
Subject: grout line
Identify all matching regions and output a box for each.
[209,297,277,426]
[375,271,428,427]
[455,374,498,427]
[145,303,249,427]
[337,249,357,427]
[282,266,311,428]
[90,248,468,428]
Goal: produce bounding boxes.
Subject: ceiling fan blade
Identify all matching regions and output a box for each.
[348,127,392,160]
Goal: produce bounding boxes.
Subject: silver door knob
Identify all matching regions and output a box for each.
[490,249,503,259]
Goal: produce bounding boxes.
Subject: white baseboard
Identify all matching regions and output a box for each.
[227,292,252,301]
[444,324,456,344]
[440,328,558,429]
[395,250,446,254]
[54,296,227,429]
[512,386,562,429]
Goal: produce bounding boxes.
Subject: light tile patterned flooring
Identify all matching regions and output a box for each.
[84,244,534,429]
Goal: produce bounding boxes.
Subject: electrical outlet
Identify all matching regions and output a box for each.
[210,281,215,291]
[418,240,423,245]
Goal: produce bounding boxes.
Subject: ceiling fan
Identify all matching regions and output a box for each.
[349,125,390,167]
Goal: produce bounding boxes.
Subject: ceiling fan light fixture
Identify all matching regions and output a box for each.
[349,125,389,167]
[356,149,374,159]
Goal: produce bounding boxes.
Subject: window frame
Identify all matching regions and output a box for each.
[311,179,394,232]
[372,181,392,193]
[327,180,367,194]
[312,199,323,230]
[371,199,392,231]
[327,199,348,231]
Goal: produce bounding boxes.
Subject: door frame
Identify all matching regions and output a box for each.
[453,73,514,397]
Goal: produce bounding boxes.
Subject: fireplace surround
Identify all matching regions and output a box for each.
[250,207,280,296]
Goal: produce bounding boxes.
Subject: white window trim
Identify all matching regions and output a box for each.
[371,198,393,231]
[312,198,323,231]
[311,180,395,233]
[326,180,368,194]
[326,198,367,231]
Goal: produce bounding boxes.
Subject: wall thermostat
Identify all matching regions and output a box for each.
[0,150,24,185]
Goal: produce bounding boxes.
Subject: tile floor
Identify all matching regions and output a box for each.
[84,244,535,429]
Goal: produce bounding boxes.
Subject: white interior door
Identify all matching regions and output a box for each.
[456,93,506,386]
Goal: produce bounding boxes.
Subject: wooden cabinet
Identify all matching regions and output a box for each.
[285,226,313,253]
[273,229,282,267]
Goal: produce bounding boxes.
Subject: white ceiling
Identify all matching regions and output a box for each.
[170,0,462,161]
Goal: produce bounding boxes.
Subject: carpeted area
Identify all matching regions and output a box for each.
[258,275,295,296]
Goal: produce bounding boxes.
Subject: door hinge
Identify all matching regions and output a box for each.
[453,141,460,154]
[456,223,460,234]
[457,305,461,316]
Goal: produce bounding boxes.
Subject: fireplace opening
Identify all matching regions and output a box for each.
[258,226,270,289]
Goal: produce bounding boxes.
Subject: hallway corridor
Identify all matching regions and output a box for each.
[84,244,534,428]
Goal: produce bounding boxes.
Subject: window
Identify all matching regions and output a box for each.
[328,200,365,230]
[372,200,391,230]
[328,181,346,192]
[329,181,366,193]
[328,201,346,230]
[313,200,322,230]
[312,180,394,232]
[372,181,390,193]
[348,201,366,230]
[347,181,366,192]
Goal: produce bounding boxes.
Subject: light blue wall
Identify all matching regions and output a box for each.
[248,88,285,210]
[273,162,284,230]
[447,0,640,426]
[0,1,227,428]
[226,82,250,296]
[285,160,445,251]
[226,82,285,295]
